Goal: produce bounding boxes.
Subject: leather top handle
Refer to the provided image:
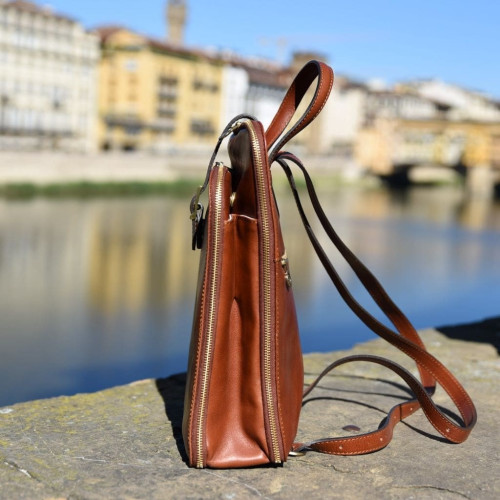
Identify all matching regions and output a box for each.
[191,60,333,235]
[265,60,334,163]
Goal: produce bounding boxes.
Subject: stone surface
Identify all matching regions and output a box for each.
[0,319,498,499]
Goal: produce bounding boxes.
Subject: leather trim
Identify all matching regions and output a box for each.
[265,60,334,162]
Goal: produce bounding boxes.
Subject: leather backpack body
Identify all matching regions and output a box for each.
[182,61,477,469]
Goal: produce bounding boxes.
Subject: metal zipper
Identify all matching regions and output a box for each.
[194,122,281,466]
[242,119,282,464]
[195,164,225,468]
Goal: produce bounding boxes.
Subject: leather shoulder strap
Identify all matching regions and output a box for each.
[277,152,435,389]
[275,152,477,455]
[265,60,334,162]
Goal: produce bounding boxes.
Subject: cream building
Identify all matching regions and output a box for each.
[0,0,99,152]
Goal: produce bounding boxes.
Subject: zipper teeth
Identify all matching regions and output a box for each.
[245,120,281,464]
[196,165,224,468]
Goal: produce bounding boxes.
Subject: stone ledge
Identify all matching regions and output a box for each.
[0,318,498,499]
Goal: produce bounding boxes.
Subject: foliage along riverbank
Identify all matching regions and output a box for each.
[0,174,323,199]
[0,172,469,200]
[0,179,202,199]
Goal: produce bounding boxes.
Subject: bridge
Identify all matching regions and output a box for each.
[357,118,500,195]
[379,162,500,196]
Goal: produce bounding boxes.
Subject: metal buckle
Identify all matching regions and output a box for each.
[191,202,204,251]
[288,450,306,457]
[220,120,242,141]
[288,444,308,457]
[190,186,203,221]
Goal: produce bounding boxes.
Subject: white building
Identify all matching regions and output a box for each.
[220,57,288,131]
[220,64,248,127]
[0,0,99,152]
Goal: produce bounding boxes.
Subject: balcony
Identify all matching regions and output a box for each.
[192,80,219,93]
[0,125,73,137]
[157,107,176,118]
[159,76,178,86]
[157,88,178,100]
[190,119,215,136]
[150,119,175,133]
[104,113,144,128]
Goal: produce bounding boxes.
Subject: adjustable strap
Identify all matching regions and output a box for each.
[265,60,334,163]
[293,354,473,455]
[274,152,477,454]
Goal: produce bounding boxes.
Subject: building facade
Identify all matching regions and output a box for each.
[323,74,500,174]
[396,79,500,123]
[220,57,290,131]
[97,27,224,152]
[0,0,99,152]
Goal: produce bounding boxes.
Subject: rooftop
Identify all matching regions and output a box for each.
[2,0,74,22]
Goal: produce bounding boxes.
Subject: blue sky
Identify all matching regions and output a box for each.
[50,0,499,98]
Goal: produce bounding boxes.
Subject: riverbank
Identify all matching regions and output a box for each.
[0,150,359,181]
[0,318,498,499]
[3,151,498,200]
[0,150,372,196]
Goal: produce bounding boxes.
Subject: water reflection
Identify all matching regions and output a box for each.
[87,200,196,315]
[278,183,500,357]
[0,186,498,405]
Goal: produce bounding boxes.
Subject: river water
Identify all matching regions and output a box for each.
[0,184,499,406]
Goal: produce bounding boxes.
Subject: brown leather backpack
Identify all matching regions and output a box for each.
[182,60,477,469]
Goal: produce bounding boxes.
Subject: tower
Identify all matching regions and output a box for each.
[166,0,187,45]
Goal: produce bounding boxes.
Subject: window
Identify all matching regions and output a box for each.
[125,59,138,72]
[190,119,214,136]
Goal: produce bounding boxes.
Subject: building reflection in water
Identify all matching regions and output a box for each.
[0,185,498,405]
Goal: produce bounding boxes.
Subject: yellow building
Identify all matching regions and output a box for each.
[96,26,224,152]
